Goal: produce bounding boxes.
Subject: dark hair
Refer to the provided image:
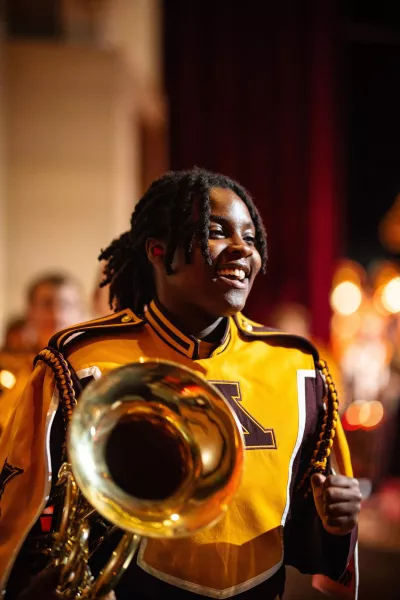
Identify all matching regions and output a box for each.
[99,167,268,315]
[27,273,80,304]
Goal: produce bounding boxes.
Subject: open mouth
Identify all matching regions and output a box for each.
[217,268,246,281]
[215,268,249,289]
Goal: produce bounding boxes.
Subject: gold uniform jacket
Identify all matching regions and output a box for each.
[0,351,36,434]
[0,300,357,599]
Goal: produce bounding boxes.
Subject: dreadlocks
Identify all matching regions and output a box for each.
[99,167,268,315]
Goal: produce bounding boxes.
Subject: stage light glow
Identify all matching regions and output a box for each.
[381,277,400,314]
[360,401,384,430]
[0,370,16,390]
[343,400,384,431]
[330,281,362,315]
[344,401,363,427]
[342,414,360,432]
[332,260,366,287]
[170,513,180,521]
[331,312,361,336]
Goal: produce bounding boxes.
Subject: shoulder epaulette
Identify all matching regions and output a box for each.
[234,313,319,361]
[48,309,144,353]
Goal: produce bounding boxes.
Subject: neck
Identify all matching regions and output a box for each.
[156,298,225,341]
[196,319,226,342]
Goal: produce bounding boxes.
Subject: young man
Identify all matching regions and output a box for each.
[0,168,361,599]
[0,274,85,432]
[0,273,84,376]
[25,273,85,351]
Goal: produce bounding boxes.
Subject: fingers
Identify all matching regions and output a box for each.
[311,473,326,502]
[323,475,360,489]
[323,485,363,504]
[319,475,362,535]
[324,501,361,518]
[311,473,326,486]
[325,514,359,530]
[324,500,361,531]
[323,496,361,529]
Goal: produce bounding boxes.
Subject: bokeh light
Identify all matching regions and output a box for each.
[360,401,384,430]
[381,277,400,314]
[0,369,16,390]
[330,281,363,316]
[342,400,385,431]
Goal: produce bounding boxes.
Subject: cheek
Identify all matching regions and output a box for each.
[252,251,262,275]
[207,240,226,262]
[247,255,262,289]
[190,241,218,268]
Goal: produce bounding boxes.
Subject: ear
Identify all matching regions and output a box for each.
[146,239,166,267]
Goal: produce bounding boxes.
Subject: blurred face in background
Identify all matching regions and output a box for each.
[28,281,84,347]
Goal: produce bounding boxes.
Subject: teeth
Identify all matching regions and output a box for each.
[217,268,246,281]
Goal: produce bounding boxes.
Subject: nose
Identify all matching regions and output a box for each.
[227,238,253,259]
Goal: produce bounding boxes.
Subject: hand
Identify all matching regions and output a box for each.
[15,566,117,600]
[311,473,362,536]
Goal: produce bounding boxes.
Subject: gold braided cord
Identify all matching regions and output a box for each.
[34,348,113,583]
[35,348,78,458]
[296,358,339,495]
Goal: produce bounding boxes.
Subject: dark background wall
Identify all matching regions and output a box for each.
[5,0,400,339]
[164,1,400,340]
[345,33,400,265]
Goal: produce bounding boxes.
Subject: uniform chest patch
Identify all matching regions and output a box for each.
[210,381,277,450]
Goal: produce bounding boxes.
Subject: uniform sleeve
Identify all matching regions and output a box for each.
[0,361,60,597]
[0,363,34,440]
[3,361,108,599]
[283,368,358,599]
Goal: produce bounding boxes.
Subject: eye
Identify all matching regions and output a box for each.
[208,228,225,239]
[244,234,256,244]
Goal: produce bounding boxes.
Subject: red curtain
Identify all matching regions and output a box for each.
[164,0,343,342]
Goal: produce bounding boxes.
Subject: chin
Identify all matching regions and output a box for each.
[212,292,248,317]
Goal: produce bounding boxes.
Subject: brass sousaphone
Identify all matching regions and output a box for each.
[53,359,245,598]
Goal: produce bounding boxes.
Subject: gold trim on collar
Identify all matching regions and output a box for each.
[52,309,143,350]
[234,313,319,360]
[145,300,230,360]
[145,301,197,358]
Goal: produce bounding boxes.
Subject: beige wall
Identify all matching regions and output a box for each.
[101,0,163,92]
[1,0,164,331]
[4,43,137,320]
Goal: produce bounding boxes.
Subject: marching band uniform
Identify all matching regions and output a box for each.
[0,300,357,599]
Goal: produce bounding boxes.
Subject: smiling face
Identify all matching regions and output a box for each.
[148,187,262,333]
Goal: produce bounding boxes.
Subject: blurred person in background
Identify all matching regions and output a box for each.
[0,273,85,435]
[25,273,85,350]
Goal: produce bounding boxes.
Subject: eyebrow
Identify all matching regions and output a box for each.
[209,215,255,229]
